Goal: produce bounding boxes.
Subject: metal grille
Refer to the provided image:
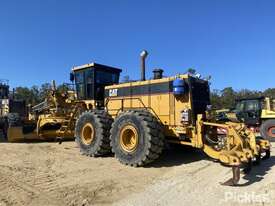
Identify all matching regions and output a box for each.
[189,77,210,123]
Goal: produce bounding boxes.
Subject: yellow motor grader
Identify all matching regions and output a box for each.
[5,81,79,142]
[68,51,270,186]
[4,51,271,185]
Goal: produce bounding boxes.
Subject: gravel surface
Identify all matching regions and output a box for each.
[0,141,274,206]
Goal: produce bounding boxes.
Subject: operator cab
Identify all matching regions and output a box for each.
[71,63,121,102]
[0,80,9,99]
[234,97,264,126]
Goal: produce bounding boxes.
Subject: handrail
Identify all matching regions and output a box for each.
[105,97,162,122]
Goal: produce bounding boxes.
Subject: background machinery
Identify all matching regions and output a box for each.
[5,80,78,142]
[70,51,270,186]
[5,63,121,142]
[217,97,275,141]
[0,79,28,140]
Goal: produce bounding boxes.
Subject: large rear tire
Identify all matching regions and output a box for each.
[110,110,164,167]
[260,119,275,141]
[75,110,113,157]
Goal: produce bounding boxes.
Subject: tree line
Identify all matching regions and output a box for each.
[211,87,275,109]
[12,83,70,106]
[11,83,275,109]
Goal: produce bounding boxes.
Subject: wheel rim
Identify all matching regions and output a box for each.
[81,123,95,145]
[267,126,275,138]
[119,125,138,153]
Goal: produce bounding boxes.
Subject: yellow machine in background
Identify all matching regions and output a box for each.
[216,97,275,141]
[6,81,78,142]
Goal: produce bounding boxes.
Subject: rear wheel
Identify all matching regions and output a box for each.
[260,119,275,141]
[75,110,113,156]
[110,110,164,167]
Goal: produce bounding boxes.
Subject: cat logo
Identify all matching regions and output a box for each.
[109,89,118,97]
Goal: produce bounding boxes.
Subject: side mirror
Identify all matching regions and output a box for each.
[70,73,75,82]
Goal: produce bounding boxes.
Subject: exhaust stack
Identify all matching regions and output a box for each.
[140,50,148,81]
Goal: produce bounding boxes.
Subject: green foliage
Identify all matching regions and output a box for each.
[263,88,275,99]
[13,82,71,105]
[14,86,40,105]
[210,88,275,109]
[57,83,71,94]
[39,83,52,101]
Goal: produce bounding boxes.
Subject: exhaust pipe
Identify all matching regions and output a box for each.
[140,50,148,81]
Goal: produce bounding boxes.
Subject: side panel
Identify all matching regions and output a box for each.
[105,77,193,137]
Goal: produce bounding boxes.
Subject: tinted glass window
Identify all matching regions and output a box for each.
[235,102,245,112]
[75,72,84,83]
[85,69,94,99]
[96,71,118,84]
[75,71,85,99]
[245,100,259,111]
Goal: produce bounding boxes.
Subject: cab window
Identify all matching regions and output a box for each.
[75,71,85,99]
[235,102,245,112]
[245,100,260,111]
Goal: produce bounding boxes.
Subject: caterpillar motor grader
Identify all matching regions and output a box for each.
[4,51,271,185]
[4,81,78,142]
[68,50,270,186]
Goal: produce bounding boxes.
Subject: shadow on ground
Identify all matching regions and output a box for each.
[240,156,275,186]
[146,145,208,168]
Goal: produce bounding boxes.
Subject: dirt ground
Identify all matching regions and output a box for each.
[0,141,274,206]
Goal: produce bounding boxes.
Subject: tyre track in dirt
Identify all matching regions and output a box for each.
[0,143,69,205]
[0,142,173,205]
